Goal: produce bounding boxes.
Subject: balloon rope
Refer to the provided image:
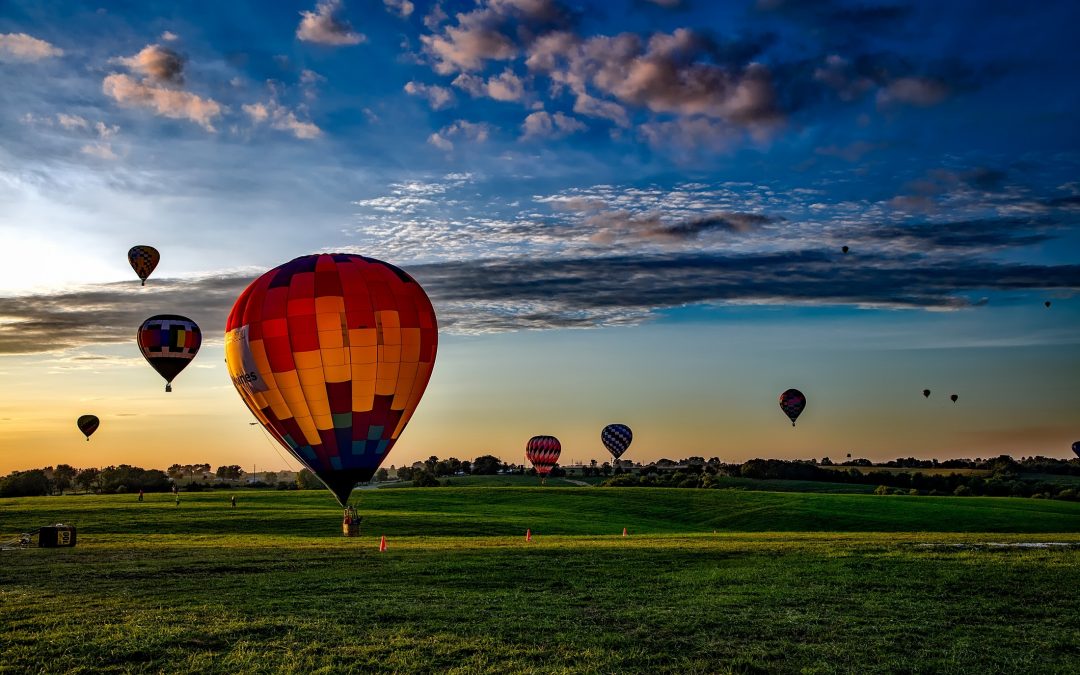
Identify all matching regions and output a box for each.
[255,424,302,473]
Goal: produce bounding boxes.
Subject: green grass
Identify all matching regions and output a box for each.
[2,489,1078,673]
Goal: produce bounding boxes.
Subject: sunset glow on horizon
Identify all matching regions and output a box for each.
[1,0,1078,475]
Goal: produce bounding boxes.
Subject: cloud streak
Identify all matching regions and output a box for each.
[1,251,1077,353]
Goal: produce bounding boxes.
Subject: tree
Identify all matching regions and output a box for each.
[472,455,503,475]
[53,464,77,494]
[411,469,440,487]
[75,467,101,493]
[166,464,184,480]
[296,469,321,490]
[263,471,278,484]
[375,468,389,482]
[215,465,243,480]
[397,466,414,481]
[0,470,51,497]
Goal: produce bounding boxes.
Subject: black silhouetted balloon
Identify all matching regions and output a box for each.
[779,389,806,427]
[950,394,958,403]
[922,389,931,399]
[77,415,99,441]
[841,246,849,254]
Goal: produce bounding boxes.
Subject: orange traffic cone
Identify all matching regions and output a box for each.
[622,527,628,537]
[525,528,532,542]
[379,535,387,552]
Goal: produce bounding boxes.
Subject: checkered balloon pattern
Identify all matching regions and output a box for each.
[779,388,806,427]
[601,423,633,459]
[137,315,201,388]
[525,435,561,477]
[77,414,99,440]
[224,254,438,506]
[127,245,160,286]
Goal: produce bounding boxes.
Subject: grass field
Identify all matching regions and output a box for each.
[2,488,1079,673]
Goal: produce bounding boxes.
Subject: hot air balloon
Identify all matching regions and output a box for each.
[1073,441,1080,458]
[1045,301,1052,308]
[950,394,958,403]
[779,389,806,427]
[922,389,931,398]
[224,254,438,507]
[128,246,160,286]
[841,245,849,254]
[137,315,201,392]
[601,424,633,461]
[526,435,561,483]
[77,414,99,441]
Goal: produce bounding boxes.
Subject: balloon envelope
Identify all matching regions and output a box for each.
[779,389,806,426]
[526,435,561,478]
[841,245,849,254]
[225,254,438,506]
[922,389,931,398]
[950,394,958,403]
[77,414,99,440]
[128,246,160,286]
[601,424,633,460]
[1073,441,1080,458]
[137,315,201,391]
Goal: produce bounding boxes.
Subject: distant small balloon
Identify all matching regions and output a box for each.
[841,246,849,254]
[138,314,201,392]
[1045,301,1051,308]
[127,246,160,286]
[601,424,633,460]
[526,435,561,482]
[779,389,806,427]
[922,389,931,398]
[950,394,958,403]
[1073,441,1080,458]
[77,414,99,441]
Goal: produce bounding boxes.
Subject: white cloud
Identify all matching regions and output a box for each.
[56,113,89,130]
[0,33,63,61]
[404,81,456,110]
[113,44,185,84]
[243,100,322,139]
[521,110,585,139]
[297,0,365,46]
[384,0,415,18]
[427,119,492,150]
[877,77,950,108]
[103,73,223,131]
[160,31,179,42]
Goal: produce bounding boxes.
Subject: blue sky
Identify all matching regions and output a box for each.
[0,0,1078,472]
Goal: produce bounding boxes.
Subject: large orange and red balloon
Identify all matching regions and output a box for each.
[779,389,806,426]
[77,414,99,441]
[526,435,561,481]
[138,315,201,392]
[128,245,160,286]
[225,254,438,506]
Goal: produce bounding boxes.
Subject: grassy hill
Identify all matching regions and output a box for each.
[1,489,1078,673]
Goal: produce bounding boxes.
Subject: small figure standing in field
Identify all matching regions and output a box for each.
[230,495,236,508]
[138,489,144,502]
[175,494,180,507]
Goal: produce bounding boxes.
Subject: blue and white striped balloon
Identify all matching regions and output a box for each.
[601,423,633,460]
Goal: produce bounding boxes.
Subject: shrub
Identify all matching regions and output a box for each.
[874,485,890,495]
[953,485,972,496]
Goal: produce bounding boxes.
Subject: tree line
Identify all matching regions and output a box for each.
[0,464,324,498]
[598,455,1078,499]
